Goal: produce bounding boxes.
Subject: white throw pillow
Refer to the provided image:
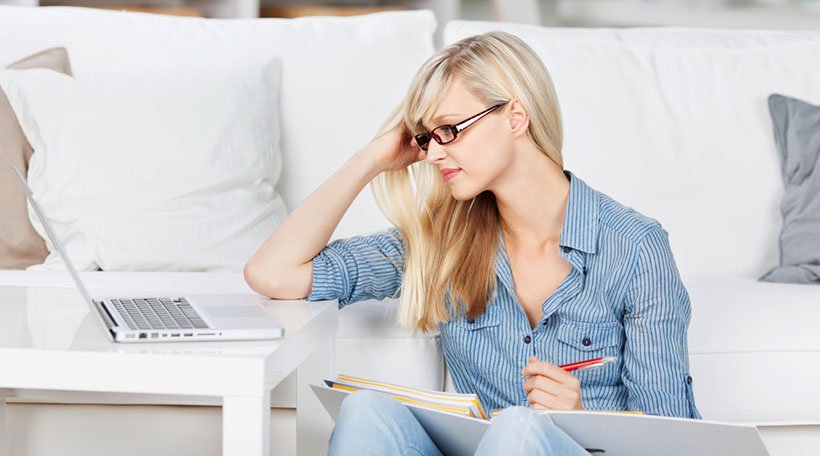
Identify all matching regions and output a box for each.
[0,60,286,272]
[0,7,437,241]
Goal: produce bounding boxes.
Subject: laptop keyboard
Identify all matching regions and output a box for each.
[111,297,209,331]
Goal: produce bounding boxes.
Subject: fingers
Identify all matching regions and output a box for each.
[527,387,557,409]
[523,374,565,396]
[526,387,578,411]
[521,356,583,411]
[523,374,580,408]
[407,130,424,162]
[521,358,578,387]
[523,371,583,410]
[524,375,581,402]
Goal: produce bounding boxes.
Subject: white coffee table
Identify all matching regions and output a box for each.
[0,283,338,456]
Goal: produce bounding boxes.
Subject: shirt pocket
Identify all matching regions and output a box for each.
[446,313,503,376]
[553,319,622,385]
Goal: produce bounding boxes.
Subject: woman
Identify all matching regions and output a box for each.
[244,31,701,455]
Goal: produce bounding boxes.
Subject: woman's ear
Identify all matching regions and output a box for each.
[507,99,530,138]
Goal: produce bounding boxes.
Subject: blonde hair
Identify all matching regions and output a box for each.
[371,31,564,332]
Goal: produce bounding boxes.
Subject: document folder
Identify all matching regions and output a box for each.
[311,384,770,456]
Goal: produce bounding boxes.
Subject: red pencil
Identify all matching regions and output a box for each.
[559,356,617,372]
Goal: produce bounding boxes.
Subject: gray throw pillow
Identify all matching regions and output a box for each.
[759,94,820,284]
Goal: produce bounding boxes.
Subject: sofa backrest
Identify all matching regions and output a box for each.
[0,6,436,241]
[7,7,819,278]
[446,21,820,277]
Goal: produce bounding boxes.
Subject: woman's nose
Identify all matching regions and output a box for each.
[425,141,447,164]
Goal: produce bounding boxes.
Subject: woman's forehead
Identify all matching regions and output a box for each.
[422,81,485,127]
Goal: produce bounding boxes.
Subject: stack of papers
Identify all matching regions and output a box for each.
[324,374,488,420]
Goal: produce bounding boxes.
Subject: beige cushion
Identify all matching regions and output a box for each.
[0,48,72,269]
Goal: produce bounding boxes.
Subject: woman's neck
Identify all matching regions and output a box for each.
[494,147,570,252]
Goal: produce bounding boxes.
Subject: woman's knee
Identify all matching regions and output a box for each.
[331,390,440,456]
[341,389,397,410]
[478,407,585,456]
[338,390,402,423]
[492,406,538,429]
[332,391,395,450]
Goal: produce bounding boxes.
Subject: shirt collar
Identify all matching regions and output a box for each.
[493,169,600,294]
[559,169,600,255]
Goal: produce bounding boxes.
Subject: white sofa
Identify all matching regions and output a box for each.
[1,6,819,456]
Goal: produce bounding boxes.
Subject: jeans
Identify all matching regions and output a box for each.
[328,390,590,456]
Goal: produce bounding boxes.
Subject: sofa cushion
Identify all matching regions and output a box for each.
[0,6,436,242]
[0,61,287,272]
[685,274,820,423]
[444,21,820,278]
[0,48,71,270]
[685,274,820,353]
[759,94,820,284]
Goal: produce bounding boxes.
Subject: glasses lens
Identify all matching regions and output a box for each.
[415,134,431,151]
[433,125,457,144]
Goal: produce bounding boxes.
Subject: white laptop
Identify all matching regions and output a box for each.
[13,166,284,343]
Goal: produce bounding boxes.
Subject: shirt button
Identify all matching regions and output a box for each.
[524,335,532,344]
[542,318,549,326]
[562,246,571,253]
[581,337,592,347]
[687,375,693,385]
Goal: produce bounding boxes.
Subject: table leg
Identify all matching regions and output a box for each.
[223,391,271,456]
[296,337,336,456]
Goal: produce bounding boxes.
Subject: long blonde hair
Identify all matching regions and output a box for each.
[370,31,564,332]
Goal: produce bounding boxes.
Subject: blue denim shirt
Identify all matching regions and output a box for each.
[308,170,701,419]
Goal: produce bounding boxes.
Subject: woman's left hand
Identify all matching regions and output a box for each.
[521,355,584,411]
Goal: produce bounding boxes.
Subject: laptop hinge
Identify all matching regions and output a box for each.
[95,300,119,328]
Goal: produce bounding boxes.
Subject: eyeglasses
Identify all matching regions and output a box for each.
[414,101,509,151]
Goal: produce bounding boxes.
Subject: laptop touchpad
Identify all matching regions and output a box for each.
[204,305,268,318]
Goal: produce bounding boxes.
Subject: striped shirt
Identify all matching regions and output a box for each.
[308,169,701,419]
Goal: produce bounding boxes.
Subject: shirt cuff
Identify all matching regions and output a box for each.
[306,246,349,303]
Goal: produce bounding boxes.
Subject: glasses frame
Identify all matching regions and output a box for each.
[415,101,510,151]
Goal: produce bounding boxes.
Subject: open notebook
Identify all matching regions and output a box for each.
[323,374,488,420]
[312,375,770,456]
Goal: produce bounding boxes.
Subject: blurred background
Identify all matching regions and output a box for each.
[1,0,820,33]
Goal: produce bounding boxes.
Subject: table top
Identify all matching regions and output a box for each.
[0,283,337,397]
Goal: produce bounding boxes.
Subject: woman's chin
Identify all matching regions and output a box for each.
[449,185,481,202]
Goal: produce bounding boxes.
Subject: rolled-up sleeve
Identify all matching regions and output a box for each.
[622,224,702,419]
[307,227,405,308]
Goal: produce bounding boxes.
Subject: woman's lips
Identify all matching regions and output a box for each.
[441,168,461,182]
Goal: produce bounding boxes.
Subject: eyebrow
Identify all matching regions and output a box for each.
[423,113,460,130]
[432,113,459,124]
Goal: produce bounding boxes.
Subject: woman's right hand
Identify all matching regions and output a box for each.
[362,123,425,173]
